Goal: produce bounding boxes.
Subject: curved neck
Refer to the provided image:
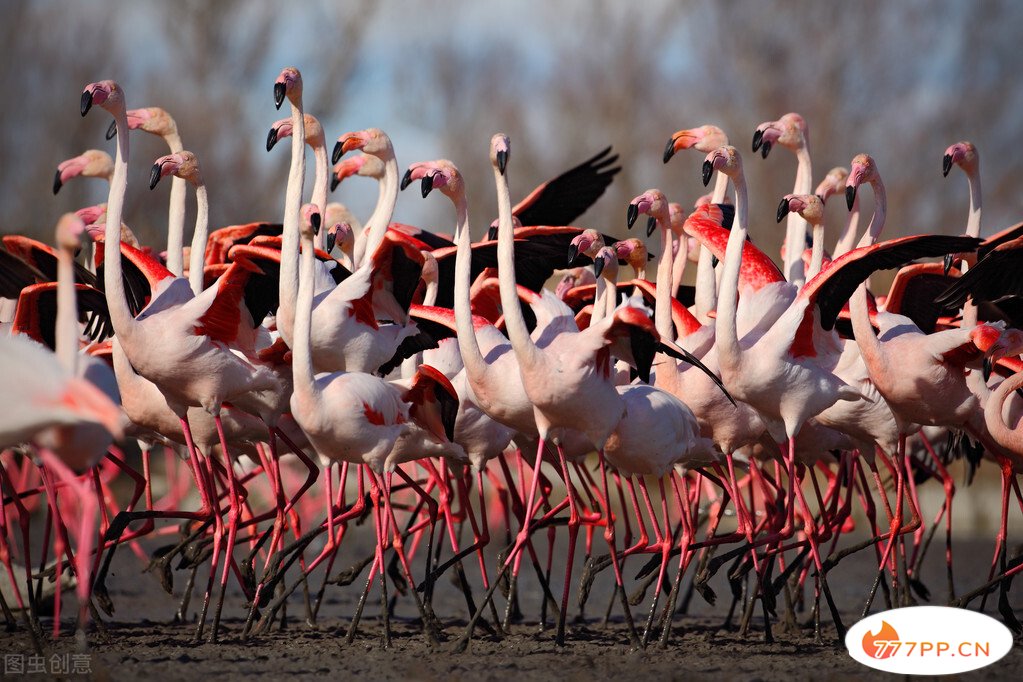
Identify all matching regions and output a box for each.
[279,97,306,309]
[165,131,186,277]
[604,278,618,320]
[986,371,1023,454]
[188,183,209,295]
[966,167,982,238]
[451,192,489,379]
[357,154,398,266]
[670,231,689,325]
[56,245,78,373]
[654,216,674,340]
[311,141,328,251]
[495,165,539,363]
[695,171,729,321]
[833,194,860,258]
[855,176,887,248]
[592,277,607,324]
[293,230,317,390]
[783,146,812,285]
[715,168,747,368]
[103,106,137,339]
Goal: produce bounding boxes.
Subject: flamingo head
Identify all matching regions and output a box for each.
[613,238,649,271]
[333,128,391,164]
[943,141,979,178]
[331,154,383,191]
[75,203,107,228]
[752,112,808,159]
[55,213,89,253]
[490,133,511,175]
[845,154,878,210]
[667,202,688,236]
[325,221,352,255]
[53,149,113,194]
[273,67,302,110]
[299,203,322,239]
[663,125,728,163]
[150,151,202,190]
[815,166,849,204]
[107,107,178,140]
[421,250,439,285]
[777,193,824,226]
[487,214,521,241]
[266,113,322,152]
[627,189,668,236]
[81,80,123,117]
[592,245,618,280]
[703,145,741,186]
[402,160,463,201]
[568,229,604,265]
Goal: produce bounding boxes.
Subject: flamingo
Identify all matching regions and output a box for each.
[52,149,112,195]
[266,112,329,250]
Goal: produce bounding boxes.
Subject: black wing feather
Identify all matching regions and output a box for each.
[513,147,621,227]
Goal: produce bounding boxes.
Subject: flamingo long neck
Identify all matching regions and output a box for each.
[783,145,812,286]
[961,165,983,327]
[292,230,317,392]
[833,194,860,258]
[807,224,825,279]
[187,183,209,296]
[495,165,539,365]
[715,167,747,370]
[311,139,328,251]
[670,231,689,305]
[164,130,186,278]
[55,244,78,373]
[102,104,138,340]
[985,372,1023,455]
[278,95,306,321]
[695,171,729,321]
[356,152,397,267]
[603,277,618,320]
[450,192,488,380]
[654,213,674,340]
[850,176,887,365]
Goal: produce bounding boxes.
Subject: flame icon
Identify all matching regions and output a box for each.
[862,620,900,659]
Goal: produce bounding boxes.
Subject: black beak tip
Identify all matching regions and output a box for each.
[496,150,508,175]
[760,141,772,159]
[266,128,278,152]
[711,255,719,268]
[310,212,321,234]
[105,119,117,140]
[148,164,162,191]
[776,198,790,223]
[845,185,857,211]
[331,141,343,165]
[943,253,955,276]
[326,231,336,253]
[983,357,993,382]
[701,160,713,187]
[52,171,62,195]
[420,175,434,199]
[646,216,657,238]
[273,82,286,110]
[942,154,953,177]
[593,258,605,279]
[80,91,93,117]
[626,203,639,229]
[662,138,676,164]
[752,129,763,152]
[400,168,413,192]
[567,244,579,265]
[487,226,498,241]
[330,175,341,192]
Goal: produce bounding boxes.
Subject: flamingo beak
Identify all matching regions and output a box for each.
[106,119,117,140]
[752,129,763,152]
[266,127,279,152]
[626,203,639,229]
[942,153,953,177]
[400,168,413,191]
[310,211,321,236]
[420,174,434,198]
[53,169,63,195]
[662,137,678,164]
[330,175,341,192]
[776,198,791,223]
[593,255,605,279]
[273,82,286,110]
[646,216,657,238]
[567,243,579,265]
[331,140,343,164]
[496,150,508,175]
[845,185,858,211]
[702,160,713,187]
[149,163,164,190]
[943,253,955,276]
[983,357,993,382]
[488,226,498,241]
[80,90,93,117]
[326,228,336,253]
[760,140,772,159]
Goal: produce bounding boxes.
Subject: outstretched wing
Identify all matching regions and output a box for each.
[12,282,112,350]
[513,146,621,227]
[936,238,1023,308]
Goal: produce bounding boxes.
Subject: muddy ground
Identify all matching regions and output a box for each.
[1,528,1022,681]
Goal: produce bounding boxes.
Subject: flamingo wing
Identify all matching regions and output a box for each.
[883,262,961,334]
[188,257,263,345]
[401,363,460,442]
[3,235,98,287]
[682,204,784,292]
[12,282,112,350]
[625,278,703,338]
[935,238,1023,308]
[0,248,46,298]
[978,220,1023,260]
[205,222,282,266]
[388,223,454,250]
[512,146,621,227]
[96,241,174,317]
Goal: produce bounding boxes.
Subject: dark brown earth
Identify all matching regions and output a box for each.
[1,527,1022,680]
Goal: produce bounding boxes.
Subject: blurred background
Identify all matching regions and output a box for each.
[4,0,1021,267]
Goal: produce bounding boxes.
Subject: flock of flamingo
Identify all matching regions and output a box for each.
[2,67,1023,654]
